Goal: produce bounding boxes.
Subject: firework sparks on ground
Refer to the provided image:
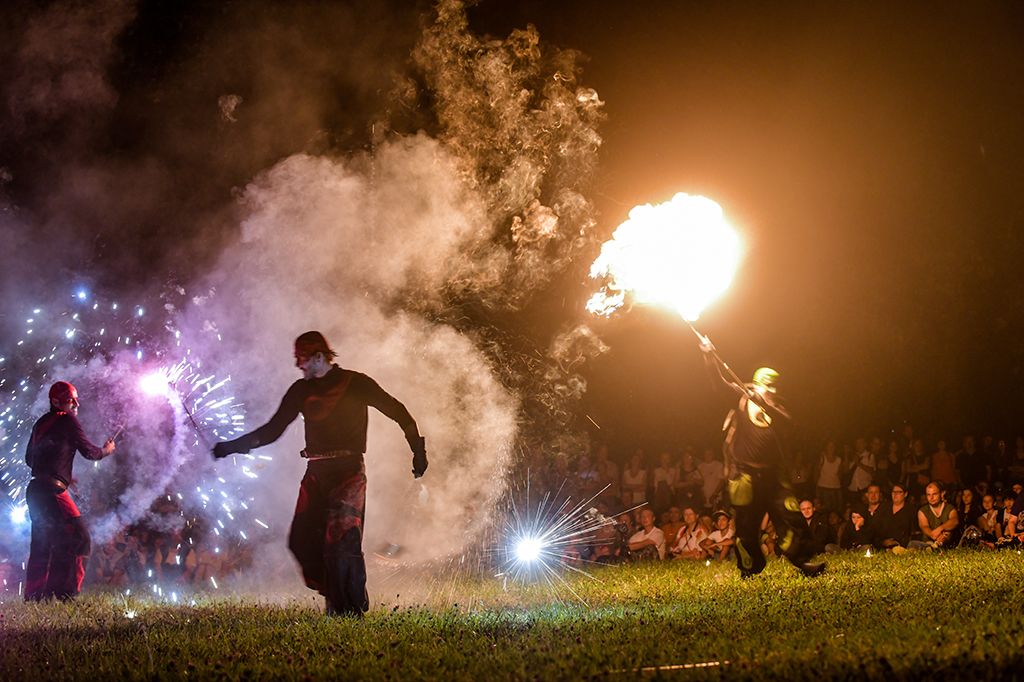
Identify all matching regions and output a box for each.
[587,193,742,322]
[495,476,633,604]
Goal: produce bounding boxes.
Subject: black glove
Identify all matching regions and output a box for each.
[212,437,249,460]
[410,436,427,478]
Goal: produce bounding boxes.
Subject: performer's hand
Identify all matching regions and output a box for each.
[102,439,116,456]
[212,441,235,459]
[410,436,428,478]
[697,333,715,353]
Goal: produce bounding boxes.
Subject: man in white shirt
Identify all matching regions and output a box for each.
[628,508,666,560]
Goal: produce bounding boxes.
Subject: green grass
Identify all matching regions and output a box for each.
[2,550,1023,680]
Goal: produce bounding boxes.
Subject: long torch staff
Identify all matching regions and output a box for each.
[684,321,757,401]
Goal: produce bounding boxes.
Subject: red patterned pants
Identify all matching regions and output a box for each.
[25,479,91,601]
[288,458,368,615]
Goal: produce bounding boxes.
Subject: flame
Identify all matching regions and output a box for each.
[587,193,742,322]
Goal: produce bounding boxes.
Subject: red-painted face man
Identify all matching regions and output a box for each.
[211,330,427,616]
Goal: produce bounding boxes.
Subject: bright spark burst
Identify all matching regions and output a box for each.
[587,193,742,322]
[497,476,631,604]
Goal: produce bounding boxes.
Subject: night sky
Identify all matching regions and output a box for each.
[3,1,1023,459]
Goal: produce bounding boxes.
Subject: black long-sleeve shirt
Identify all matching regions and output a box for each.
[234,366,419,455]
[26,410,107,486]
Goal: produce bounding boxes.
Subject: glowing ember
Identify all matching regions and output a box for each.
[587,193,742,322]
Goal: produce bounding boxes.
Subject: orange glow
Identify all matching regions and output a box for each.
[587,193,742,321]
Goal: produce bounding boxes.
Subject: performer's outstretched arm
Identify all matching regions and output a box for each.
[213,385,301,457]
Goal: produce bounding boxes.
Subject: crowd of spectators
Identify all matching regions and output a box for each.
[86,494,252,591]
[0,492,252,595]
[542,429,1024,564]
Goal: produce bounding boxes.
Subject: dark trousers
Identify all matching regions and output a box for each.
[25,479,91,601]
[288,460,368,615]
[729,467,814,577]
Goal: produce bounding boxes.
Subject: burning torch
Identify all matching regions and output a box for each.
[586,192,745,371]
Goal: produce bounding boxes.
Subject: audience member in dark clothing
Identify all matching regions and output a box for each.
[873,483,917,549]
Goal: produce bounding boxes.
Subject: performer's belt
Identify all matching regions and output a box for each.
[300,448,361,461]
[31,475,67,491]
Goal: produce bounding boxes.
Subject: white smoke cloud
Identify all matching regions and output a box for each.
[183,136,519,564]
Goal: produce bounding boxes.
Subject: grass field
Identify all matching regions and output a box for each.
[2,550,1023,680]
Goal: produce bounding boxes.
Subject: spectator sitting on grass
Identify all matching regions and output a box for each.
[701,511,735,561]
[976,494,1004,546]
[659,506,683,548]
[910,482,959,550]
[956,487,981,528]
[836,507,873,550]
[864,484,889,520]
[670,506,708,560]
[873,482,917,550]
[628,508,666,561]
[799,499,830,556]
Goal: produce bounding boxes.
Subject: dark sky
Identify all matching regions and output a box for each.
[4,1,1023,455]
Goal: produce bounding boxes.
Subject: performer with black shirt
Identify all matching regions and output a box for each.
[213,331,426,616]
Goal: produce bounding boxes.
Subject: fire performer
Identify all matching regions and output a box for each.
[24,381,116,601]
[212,331,427,616]
[699,339,824,578]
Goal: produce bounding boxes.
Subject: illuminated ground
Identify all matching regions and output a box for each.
[1,550,1022,680]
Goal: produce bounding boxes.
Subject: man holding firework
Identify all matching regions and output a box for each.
[700,339,824,578]
[212,331,427,616]
[24,381,116,601]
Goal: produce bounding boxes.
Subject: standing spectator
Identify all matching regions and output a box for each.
[876,440,901,488]
[593,445,620,501]
[669,506,709,560]
[1008,437,1024,483]
[788,450,813,502]
[701,511,735,561]
[956,436,989,491]
[799,500,831,556]
[697,448,725,510]
[930,439,957,489]
[912,482,960,549]
[991,439,1010,488]
[847,437,875,504]
[621,451,648,508]
[628,508,666,561]
[575,454,599,494]
[903,438,931,495]
[814,440,844,515]
[676,451,703,509]
[874,483,917,550]
[651,451,678,514]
